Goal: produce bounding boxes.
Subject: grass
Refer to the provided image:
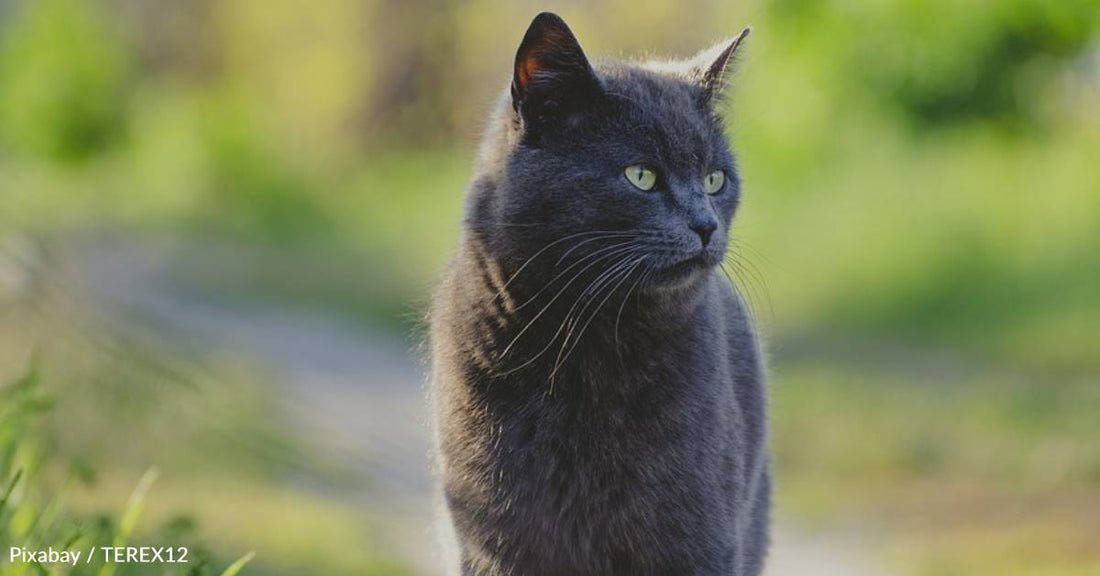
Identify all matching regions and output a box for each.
[0,363,255,575]
[0,280,413,575]
[70,475,413,576]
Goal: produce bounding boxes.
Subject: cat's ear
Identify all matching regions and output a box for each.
[511,13,601,122]
[692,27,751,104]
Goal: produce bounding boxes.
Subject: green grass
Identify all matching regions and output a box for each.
[0,363,252,575]
[0,302,412,576]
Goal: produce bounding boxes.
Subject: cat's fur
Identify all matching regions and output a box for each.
[430,13,769,576]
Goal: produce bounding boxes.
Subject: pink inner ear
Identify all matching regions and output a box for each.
[518,24,576,91]
[519,55,540,89]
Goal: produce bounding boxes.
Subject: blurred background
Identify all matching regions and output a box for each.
[1,0,1098,574]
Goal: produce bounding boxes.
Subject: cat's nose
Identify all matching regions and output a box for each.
[691,221,717,247]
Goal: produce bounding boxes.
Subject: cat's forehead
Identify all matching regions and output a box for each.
[597,62,703,116]
[594,62,720,163]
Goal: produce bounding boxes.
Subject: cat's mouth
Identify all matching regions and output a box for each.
[649,251,720,287]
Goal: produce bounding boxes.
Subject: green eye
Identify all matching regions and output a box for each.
[703,170,726,194]
[624,165,657,191]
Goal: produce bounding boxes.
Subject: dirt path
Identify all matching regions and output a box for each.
[73,237,893,576]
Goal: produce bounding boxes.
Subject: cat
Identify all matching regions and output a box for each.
[429,12,769,576]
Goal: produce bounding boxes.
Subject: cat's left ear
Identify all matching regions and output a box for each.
[691,26,751,104]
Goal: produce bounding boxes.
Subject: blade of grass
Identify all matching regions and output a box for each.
[0,468,24,516]
[116,467,159,546]
[97,467,159,576]
[219,551,256,576]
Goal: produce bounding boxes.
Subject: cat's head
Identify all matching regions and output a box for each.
[471,12,750,292]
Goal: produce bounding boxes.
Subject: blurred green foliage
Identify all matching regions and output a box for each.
[2,0,1096,360]
[0,0,132,162]
[799,0,1100,130]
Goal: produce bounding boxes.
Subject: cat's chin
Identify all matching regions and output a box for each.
[646,254,716,292]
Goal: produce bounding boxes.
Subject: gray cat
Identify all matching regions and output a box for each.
[430,12,769,576]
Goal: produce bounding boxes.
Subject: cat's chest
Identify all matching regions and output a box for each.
[496,332,737,461]
[494,357,742,496]
[483,368,743,570]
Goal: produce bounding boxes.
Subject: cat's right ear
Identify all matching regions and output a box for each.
[511,13,601,126]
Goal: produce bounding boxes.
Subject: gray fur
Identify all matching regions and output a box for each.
[430,12,769,576]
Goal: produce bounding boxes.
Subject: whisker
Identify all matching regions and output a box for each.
[731,237,775,267]
[551,251,644,361]
[502,247,646,378]
[554,232,642,266]
[614,262,653,348]
[550,255,648,382]
[543,251,646,389]
[718,264,757,328]
[721,254,772,328]
[497,243,643,365]
[512,240,639,313]
[724,243,774,325]
[491,230,639,305]
[722,257,759,314]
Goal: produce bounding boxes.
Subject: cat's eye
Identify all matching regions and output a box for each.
[703,170,726,195]
[624,165,657,191]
